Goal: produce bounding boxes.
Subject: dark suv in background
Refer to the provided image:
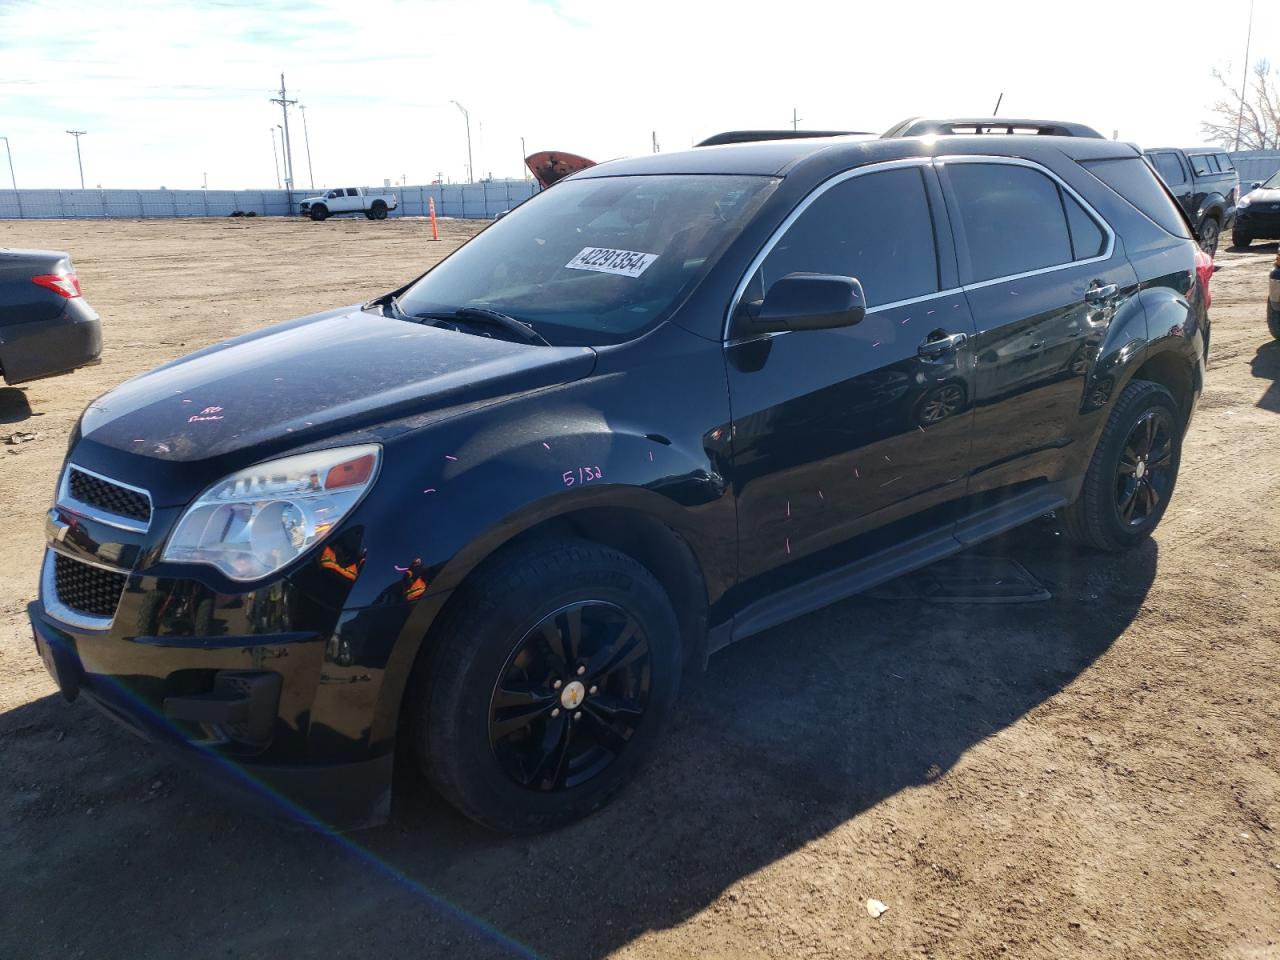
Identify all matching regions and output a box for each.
[31,129,1210,833]
[1144,147,1239,255]
[1233,168,1280,249]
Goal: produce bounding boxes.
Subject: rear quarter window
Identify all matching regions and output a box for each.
[1216,153,1235,172]
[1189,155,1212,177]
[1080,158,1193,240]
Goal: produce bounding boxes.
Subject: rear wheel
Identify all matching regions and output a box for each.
[1231,232,1252,249]
[412,537,681,833]
[1269,304,1280,341]
[1197,217,1220,257]
[309,204,329,222]
[371,200,388,220]
[1060,380,1182,552]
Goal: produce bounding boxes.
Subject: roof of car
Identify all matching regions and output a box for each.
[572,134,1141,180]
[1146,146,1228,156]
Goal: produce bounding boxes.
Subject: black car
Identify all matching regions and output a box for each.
[1269,252,1280,340]
[0,248,101,385]
[30,131,1209,833]
[1233,168,1280,249]
[1143,147,1239,255]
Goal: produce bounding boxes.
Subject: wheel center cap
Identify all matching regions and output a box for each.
[560,680,586,710]
[1135,459,1147,480]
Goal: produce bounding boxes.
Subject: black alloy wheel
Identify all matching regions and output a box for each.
[489,600,651,791]
[1115,409,1175,528]
[1198,217,1220,257]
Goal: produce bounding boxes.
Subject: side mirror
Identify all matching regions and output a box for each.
[1250,181,1262,191]
[744,273,866,334]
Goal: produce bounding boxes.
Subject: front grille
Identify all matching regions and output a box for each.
[53,553,127,619]
[68,468,151,524]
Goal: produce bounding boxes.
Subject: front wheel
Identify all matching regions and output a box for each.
[1060,380,1182,552]
[412,537,681,833]
[309,204,329,221]
[1231,232,1252,250]
[1269,303,1280,341]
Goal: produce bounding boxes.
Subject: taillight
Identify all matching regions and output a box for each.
[1193,248,1212,310]
[32,273,82,299]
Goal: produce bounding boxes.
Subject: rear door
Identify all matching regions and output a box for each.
[937,156,1140,502]
[726,160,978,596]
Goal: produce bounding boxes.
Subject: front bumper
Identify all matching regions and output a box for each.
[1235,206,1280,240]
[0,297,102,385]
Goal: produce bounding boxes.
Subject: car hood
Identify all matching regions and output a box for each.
[77,306,597,473]
[1244,187,1280,204]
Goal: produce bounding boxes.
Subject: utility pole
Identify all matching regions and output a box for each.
[1234,0,1255,150]
[202,172,207,189]
[66,130,86,189]
[521,136,527,179]
[0,136,15,189]
[269,73,297,189]
[299,104,315,189]
[451,100,473,183]
[652,131,659,153]
[992,92,1004,115]
[791,108,801,131]
[270,127,281,188]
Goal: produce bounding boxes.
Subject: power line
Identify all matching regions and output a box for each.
[1234,0,1255,150]
[270,127,281,188]
[299,104,315,190]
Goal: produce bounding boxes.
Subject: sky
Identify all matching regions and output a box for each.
[0,0,1276,191]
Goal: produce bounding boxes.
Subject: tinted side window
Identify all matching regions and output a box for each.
[1081,157,1193,239]
[1063,192,1106,260]
[1217,153,1235,172]
[346,188,359,197]
[754,166,939,308]
[1152,152,1185,185]
[1189,155,1211,176]
[946,163,1072,283]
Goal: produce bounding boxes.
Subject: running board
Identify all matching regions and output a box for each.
[720,483,1071,649]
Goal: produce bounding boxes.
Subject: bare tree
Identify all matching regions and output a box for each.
[1202,59,1280,151]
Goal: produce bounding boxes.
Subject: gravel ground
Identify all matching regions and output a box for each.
[1,217,1277,960]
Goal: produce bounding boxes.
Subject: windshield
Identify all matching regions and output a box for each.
[397,174,776,346]
[1264,170,1280,189]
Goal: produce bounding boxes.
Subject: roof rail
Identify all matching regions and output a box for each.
[882,117,1105,139]
[696,129,871,148]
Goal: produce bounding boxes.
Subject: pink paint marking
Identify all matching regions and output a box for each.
[818,490,824,501]
[786,500,791,518]
[444,455,458,462]
[785,537,791,556]
[918,425,926,432]
[854,467,860,479]
[423,488,436,494]
[648,450,654,461]
[393,564,410,573]
[542,442,551,450]
[900,317,910,325]
[883,455,892,462]
[871,340,882,348]
[132,439,145,443]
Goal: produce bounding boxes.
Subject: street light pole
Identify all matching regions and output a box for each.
[270,127,281,189]
[299,104,315,190]
[451,100,473,184]
[0,136,15,189]
[520,136,527,180]
[66,130,86,189]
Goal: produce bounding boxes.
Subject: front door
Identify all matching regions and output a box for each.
[726,161,978,598]
[937,157,1140,499]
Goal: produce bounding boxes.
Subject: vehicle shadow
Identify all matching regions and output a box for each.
[1251,340,1279,413]
[1,516,1155,960]
[0,387,36,424]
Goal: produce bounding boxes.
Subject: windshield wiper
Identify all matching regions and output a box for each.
[445,307,551,346]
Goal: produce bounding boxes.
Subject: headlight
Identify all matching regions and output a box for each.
[161,444,381,581]
[1238,195,1252,208]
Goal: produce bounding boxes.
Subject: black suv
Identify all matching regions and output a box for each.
[31,131,1209,833]
[1233,168,1280,249]
[1144,147,1239,255]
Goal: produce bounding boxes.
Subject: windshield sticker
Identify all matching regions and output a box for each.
[565,247,659,278]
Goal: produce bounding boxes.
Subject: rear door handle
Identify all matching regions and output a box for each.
[1084,283,1118,304]
[917,331,968,358]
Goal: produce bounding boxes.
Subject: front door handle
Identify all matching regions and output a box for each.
[917,331,968,358]
[1084,282,1118,305]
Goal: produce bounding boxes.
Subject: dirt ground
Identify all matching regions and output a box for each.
[1,217,1277,960]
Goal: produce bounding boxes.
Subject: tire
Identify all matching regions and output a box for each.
[364,211,375,220]
[1269,304,1280,341]
[309,204,329,222]
[1231,232,1252,250]
[412,537,682,833]
[1060,379,1183,552]
[1197,217,1220,257]
[371,201,388,220]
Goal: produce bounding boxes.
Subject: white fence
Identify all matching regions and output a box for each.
[1231,151,1280,192]
[0,181,540,220]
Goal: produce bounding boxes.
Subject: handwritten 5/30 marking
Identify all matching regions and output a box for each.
[563,466,603,487]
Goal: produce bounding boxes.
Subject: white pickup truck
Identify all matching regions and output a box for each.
[298,187,398,221]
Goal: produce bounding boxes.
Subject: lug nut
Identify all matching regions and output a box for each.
[576,665,586,676]
[552,680,562,690]
[551,707,561,717]
[588,685,598,695]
